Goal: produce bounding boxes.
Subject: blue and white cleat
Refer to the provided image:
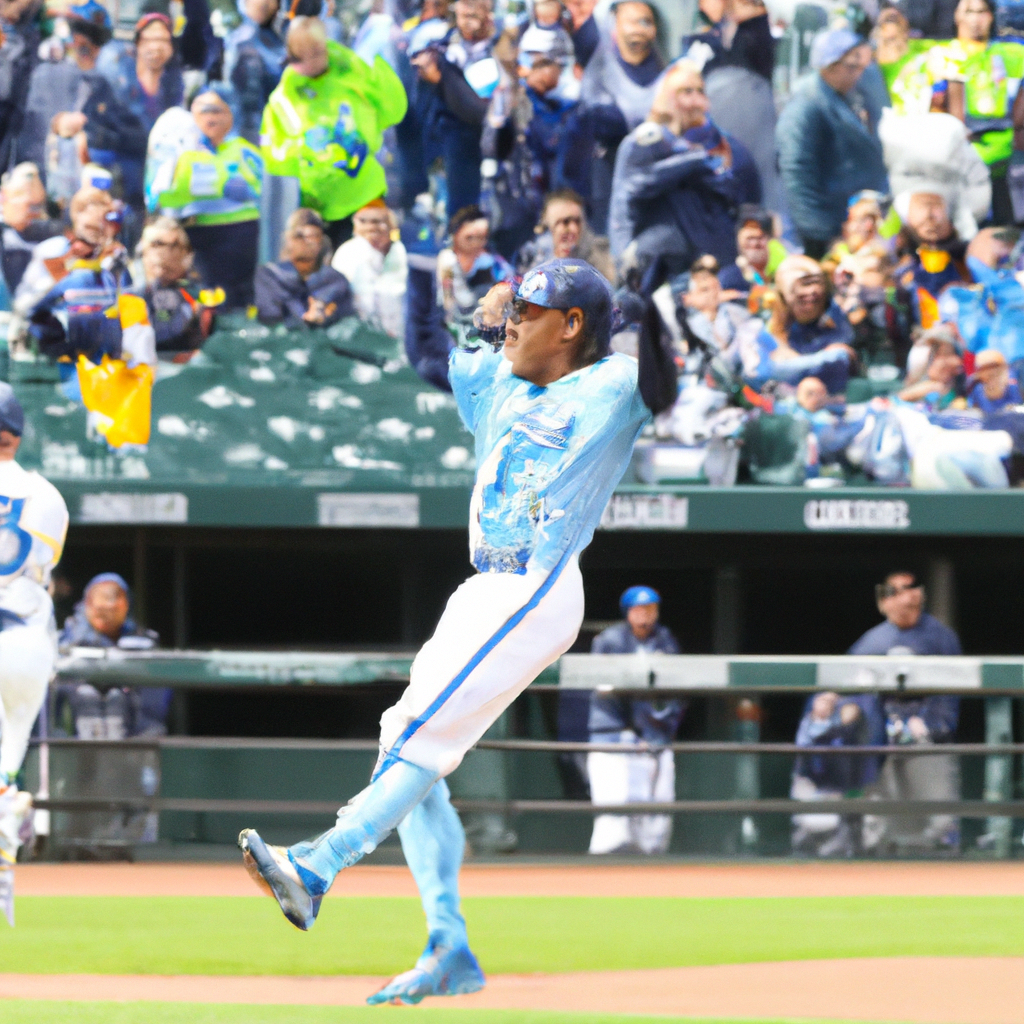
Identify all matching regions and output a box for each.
[238,828,322,931]
[366,944,485,1005]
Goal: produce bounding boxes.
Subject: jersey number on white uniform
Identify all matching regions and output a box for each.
[0,496,32,576]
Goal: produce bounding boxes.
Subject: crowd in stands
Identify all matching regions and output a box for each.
[5,0,1024,484]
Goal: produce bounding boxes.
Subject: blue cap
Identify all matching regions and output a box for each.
[620,585,660,611]
[68,0,113,32]
[406,17,450,57]
[516,258,614,356]
[85,572,131,599]
[0,382,24,437]
[809,28,864,70]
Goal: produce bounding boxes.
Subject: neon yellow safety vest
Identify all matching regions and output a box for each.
[261,41,408,222]
[928,38,1024,166]
[157,136,263,226]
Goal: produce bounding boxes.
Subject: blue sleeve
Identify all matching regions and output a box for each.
[449,344,503,432]
[404,262,455,393]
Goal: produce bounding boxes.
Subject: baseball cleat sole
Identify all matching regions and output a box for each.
[238,828,321,931]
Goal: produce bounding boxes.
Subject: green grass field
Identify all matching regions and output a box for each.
[1,895,1020,975]
[3,895,1018,1024]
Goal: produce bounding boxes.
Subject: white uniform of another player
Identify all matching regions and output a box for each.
[0,417,69,925]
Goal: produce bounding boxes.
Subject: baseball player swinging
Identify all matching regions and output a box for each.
[240,257,676,1002]
[0,382,70,926]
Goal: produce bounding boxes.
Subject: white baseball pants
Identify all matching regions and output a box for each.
[0,621,56,780]
[588,737,675,855]
[379,555,584,778]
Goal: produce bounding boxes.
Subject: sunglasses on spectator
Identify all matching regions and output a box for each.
[549,215,582,229]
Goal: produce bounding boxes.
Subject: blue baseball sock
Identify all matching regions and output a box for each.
[288,757,437,897]
[398,778,470,952]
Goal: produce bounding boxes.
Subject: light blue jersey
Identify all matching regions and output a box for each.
[450,347,649,575]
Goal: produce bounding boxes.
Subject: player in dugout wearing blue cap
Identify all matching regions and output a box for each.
[239,257,678,1003]
[587,586,686,856]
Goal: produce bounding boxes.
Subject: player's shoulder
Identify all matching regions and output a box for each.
[582,352,639,391]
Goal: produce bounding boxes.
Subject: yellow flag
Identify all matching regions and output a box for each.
[76,354,154,447]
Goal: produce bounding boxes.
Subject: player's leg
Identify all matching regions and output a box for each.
[0,622,56,926]
[587,745,633,854]
[241,557,584,930]
[367,779,484,1005]
[637,747,674,855]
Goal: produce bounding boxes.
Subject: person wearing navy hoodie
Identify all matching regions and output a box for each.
[608,58,759,265]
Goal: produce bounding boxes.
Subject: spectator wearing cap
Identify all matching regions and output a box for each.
[331,199,408,339]
[404,9,493,220]
[968,349,1023,413]
[132,216,212,360]
[587,585,685,856]
[14,186,134,368]
[0,163,61,297]
[516,25,590,199]
[261,16,407,248]
[777,29,888,259]
[515,188,615,283]
[436,204,513,319]
[155,87,263,310]
[16,2,148,205]
[608,60,760,265]
[100,13,184,142]
[56,573,164,740]
[580,0,665,233]
[223,0,286,145]
[255,207,354,327]
[893,188,969,329]
[731,254,856,394]
[717,205,785,303]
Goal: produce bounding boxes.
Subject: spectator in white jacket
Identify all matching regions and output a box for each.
[331,199,407,339]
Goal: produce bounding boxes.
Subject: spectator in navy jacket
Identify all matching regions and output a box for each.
[776,28,888,258]
[255,208,355,327]
[101,14,185,138]
[609,59,760,267]
[848,571,963,855]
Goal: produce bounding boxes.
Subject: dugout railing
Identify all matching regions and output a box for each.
[24,651,1024,858]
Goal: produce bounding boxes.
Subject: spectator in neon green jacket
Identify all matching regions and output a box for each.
[260,17,407,247]
[157,86,263,309]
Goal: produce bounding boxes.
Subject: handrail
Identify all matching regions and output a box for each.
[30,736,1024,756]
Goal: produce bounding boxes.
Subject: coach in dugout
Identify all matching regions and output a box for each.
[848,571,962,855]
[587,586,685,855]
